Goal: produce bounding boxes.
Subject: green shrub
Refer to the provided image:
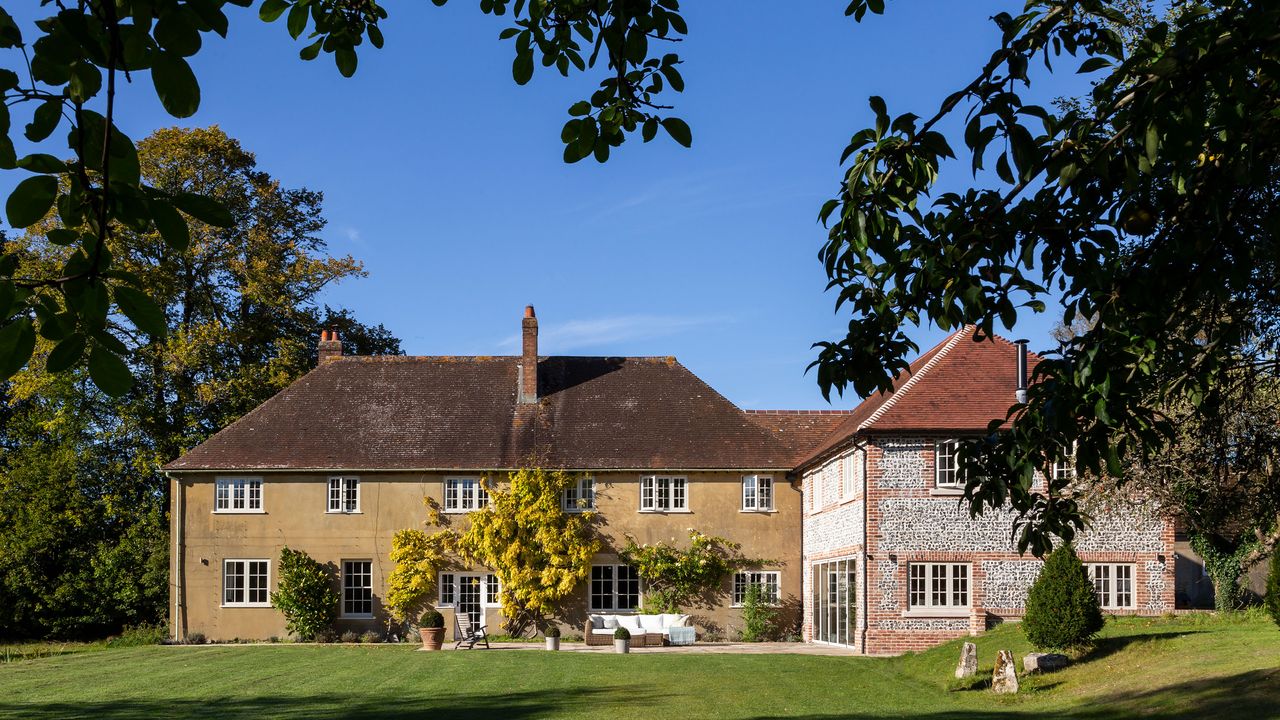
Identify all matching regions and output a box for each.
[740,583,776,642]
[613,626,630,640]
[106,624,166,648]
[360,630,382,644]
[269,547,339,641]
[1265,547,1280,628]
[546,625,561,638]
[339,630,360,644]
[419,609,444,629]
[1023,543,1104,650]
[185,632,206,645]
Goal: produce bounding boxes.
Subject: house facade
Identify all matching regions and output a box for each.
[165,310,1176,653]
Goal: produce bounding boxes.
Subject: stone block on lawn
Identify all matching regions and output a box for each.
[955,642,978,678]
[992,649,1019,694]
[1024,652,1069,674]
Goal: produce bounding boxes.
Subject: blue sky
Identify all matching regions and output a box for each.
[6,2,1096,410]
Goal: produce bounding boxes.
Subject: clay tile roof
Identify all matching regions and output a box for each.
[795,326,1043,469]
[743,411,853,466]
[163,355,798,472]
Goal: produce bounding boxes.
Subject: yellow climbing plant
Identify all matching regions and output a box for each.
[385,498,458,623]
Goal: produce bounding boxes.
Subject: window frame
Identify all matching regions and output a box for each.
[221,558,271,608]
[907,562,971,612]
[741,474,774,512]
[731,570,781,607]
[443,477,490,513]
[327,476,361,514]
[588,564,641,612]
[638,475,688,512]
[341,559,374,618]
[1087,563,1136,610]
[436,572,502,609]
[214,477,264,514]
[562,476,596,513]
[841,451,857,499]
[934,440,963,489]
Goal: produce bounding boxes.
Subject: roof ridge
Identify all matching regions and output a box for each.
[857,325,972,432]
[743,409,854,415]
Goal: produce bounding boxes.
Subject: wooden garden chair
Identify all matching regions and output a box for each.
[454,614,490,650]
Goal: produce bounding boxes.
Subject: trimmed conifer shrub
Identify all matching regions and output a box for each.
[1265,547,1280,629]
[1023,543,1104,650]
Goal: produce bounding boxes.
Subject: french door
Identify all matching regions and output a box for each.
[458,575,483,628]
[813,558,857,647]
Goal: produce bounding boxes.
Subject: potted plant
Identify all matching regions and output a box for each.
[613,626,630,654]
[419,609,446,651]
[545,625,561,651]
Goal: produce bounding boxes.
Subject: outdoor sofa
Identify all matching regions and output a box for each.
[584,613,692,646]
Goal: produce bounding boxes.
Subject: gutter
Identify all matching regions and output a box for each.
[163,466,796,474]
[167,471,185,642]
[860,443,869,654]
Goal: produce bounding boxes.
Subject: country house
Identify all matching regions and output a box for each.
[163,307,1175,653]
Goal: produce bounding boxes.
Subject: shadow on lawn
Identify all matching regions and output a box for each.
[748,668,1279,720]
[0,686,655,720]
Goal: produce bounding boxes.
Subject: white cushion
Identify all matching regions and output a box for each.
[590,628,614,635]
[639,615,663,631]
[602,615,619,630]
[616,616,643,633]
[670,614,690,627]
[589,614,605,630]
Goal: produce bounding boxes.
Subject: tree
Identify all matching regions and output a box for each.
[270,547,339,641]
[0,1,689,394]
[1266,546,1280,628]
[619,530,757,612]
[811,0,1280,555]
[0,126,399,639]
[1023,544,1104,650]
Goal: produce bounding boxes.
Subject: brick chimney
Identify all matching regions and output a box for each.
[318,329,343,365]
[519,306,538,403]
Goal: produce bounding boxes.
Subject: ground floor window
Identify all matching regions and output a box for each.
[732,571,780,606]
[223,559,269,607]
[438,573,500,628]
[589,564,640,611]
[908,563,969,610]
[812,558,856,646]
[1087,563,1135,609]
[342,560,373,617]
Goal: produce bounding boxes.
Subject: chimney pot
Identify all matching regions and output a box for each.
[519,306,538,403]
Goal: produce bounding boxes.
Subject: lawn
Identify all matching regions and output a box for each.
[1,612,1277,719]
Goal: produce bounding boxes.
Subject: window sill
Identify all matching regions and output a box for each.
[739,509,777,514]
[442,509,481,514]
[340,614,374,620]
[901,608,971,618]
[212,510,266,515]
[929,487,965,497]
[221,603,272,609]
[639,509,692,514]
[326,510,363,515]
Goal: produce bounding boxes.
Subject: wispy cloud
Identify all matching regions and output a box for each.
[340,226,366,247]
[497,314,728,353]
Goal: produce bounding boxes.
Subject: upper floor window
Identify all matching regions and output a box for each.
[908,563,970,610]
[1088,563,1135,609]
[640,475,687,512]
[741,475,773,511]
[222,559,269,607]
[562,477,595,512]
[445,477,488,512]
[590,564,640,611]
[215,477,263,513]
[341,560,373,617]
[732,571,780,606]
[841,452,857,498]
[328,477,359,513]
[934,440,962,488]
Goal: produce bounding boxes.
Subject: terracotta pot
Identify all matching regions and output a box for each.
[420,627,445,651]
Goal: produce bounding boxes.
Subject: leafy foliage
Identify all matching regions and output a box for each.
[269,547,338,641]
[620,530,758,612]
[386,518,458,623]
[1190,533,1261,612]
[812,0,1280,555]
[739,583,776,643]
[455,468,600,636]
[419,609,444,629]
[1023,544,1104,651]
[613,626,630,640]
[1266,547,1280,629]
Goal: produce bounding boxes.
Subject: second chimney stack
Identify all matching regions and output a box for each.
[519,306,538,403]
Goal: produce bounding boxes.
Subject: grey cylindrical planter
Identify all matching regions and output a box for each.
[614,639,629,654]
[546,637,560,651]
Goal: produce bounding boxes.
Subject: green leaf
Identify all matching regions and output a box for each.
[0,316,36,380]
[259,0,290,22]
[286,2,308,39]
[299,38,323,61]
[171,192,234,227]
[151,50,201,118]
[46,332,86,373]
[114,285,167,338]
[87,343,133,397]
[512,51,533,85]
[660,117,691,148]
[568,101,591,117]
[155,7,203,57]
[335,47,357,77]
[46,228,79,246]
[6,176,58,228]
[150,199,191,250]
[16,154,66,174]
[25,99,62,142]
